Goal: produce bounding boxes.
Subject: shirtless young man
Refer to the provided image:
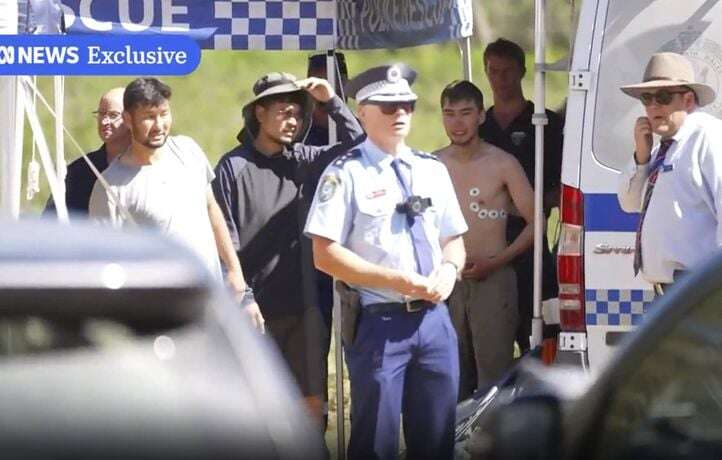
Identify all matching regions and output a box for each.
[435,80,534,399]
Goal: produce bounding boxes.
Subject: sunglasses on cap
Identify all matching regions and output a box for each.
[367,101,416,115]
[639,89,690,106]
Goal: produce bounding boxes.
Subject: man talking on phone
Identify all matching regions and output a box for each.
[618,52,722,296]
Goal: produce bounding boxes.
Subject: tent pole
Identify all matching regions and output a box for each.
[326,50,337,145]
[0,1,21,219]
[21,79,68,222]
[326,49,346,460]
[54,75,67,207]
[530,0,547,350]
[0,76,23,219]
[460,37,473,81]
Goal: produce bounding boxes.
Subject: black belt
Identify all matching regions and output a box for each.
[365,300,436,315]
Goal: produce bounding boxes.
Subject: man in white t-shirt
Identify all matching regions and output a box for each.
[89,77,263,330]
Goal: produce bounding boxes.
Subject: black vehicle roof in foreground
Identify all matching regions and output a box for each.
[0,219,324,459]
[0,218,213,289]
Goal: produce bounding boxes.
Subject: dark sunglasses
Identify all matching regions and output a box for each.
[639,89,690,106]
[368,101,416,115]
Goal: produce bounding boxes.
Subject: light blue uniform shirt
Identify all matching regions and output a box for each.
[304,138,468,305]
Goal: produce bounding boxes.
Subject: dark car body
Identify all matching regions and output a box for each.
[0,220,323,460]
[458,250,722,460]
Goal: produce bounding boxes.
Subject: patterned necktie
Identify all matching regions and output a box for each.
[390,158,435,276]
[633,139,674,275]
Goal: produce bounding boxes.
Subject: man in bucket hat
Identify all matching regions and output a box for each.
[618,52,722,295]
[212,72,363,426]
[305,64,467,459]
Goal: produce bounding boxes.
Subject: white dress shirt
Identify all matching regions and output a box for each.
[618,111,722,283]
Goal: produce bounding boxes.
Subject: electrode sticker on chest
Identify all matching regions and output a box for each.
[475,208,507,220]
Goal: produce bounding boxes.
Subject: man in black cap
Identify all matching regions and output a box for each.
[212,73,363,424]
[305,64,467,459]
[306,52,349,147]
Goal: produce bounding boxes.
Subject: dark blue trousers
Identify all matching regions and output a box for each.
[345,303,459,460]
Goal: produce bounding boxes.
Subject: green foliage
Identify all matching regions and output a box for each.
[476,0,578,51]
[22,39,570,214]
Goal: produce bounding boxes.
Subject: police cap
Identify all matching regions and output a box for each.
[345,63,418,103]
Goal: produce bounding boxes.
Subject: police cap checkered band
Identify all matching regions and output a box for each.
[346,64,418,103]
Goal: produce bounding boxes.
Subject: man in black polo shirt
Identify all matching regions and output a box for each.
[212,73,364,424]
[45,87,130,216]
[479,38,563,353]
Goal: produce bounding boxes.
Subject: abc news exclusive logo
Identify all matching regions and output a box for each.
[0,35,200,75]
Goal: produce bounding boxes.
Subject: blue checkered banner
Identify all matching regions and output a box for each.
[60,0,336,50]
[59,1,472,50]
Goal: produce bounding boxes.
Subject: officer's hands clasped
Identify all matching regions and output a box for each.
[429,262,457,302]
[396,266,456,304]
[396,272,436,301]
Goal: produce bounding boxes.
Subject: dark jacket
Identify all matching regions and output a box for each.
[44,145,109,217]
[212,95,364,318]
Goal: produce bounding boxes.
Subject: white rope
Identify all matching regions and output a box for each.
[20,76,137,226]
[21,80,68,223]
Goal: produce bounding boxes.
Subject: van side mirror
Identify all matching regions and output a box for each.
[490,396,561,460]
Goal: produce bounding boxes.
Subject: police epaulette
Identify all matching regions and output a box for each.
[332,149,362,167]
[411,150,440,161]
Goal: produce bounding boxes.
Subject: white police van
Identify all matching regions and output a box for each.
[556,0,722,370]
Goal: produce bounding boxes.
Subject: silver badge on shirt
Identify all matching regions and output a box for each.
[319,174,340,202]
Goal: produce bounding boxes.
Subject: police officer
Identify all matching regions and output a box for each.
[305,64,468,460]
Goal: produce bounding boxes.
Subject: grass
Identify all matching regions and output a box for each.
[19,41,569,215]
[325,332,350,458]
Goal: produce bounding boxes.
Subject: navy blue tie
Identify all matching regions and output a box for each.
[390,158,435,276]
[633,139,674,276]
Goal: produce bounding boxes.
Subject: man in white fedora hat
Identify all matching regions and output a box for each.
[617,51,722,295]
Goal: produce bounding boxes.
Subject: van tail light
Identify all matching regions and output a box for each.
[557,184,586,332]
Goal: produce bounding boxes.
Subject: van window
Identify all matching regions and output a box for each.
[591,0,722,171]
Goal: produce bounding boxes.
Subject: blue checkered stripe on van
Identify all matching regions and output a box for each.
[585,289,655,326]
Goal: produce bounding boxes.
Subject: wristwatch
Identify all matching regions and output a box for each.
[240,287,256,308]
[442,260,462,281]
